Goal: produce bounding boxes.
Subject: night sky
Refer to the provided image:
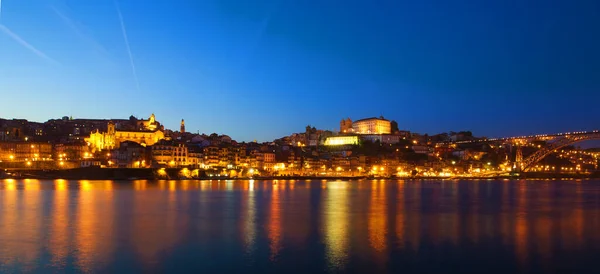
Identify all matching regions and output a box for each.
[0,0,598,141]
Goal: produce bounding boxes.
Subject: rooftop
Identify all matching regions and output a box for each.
[353,117,390,123]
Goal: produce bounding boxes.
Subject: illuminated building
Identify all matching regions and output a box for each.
[218,147,231,167]
[113,141,148,168]
[324,136,359,146]
[152,141,201,167]
[53,142,90,160]
[203,146,220,167]
[138,113,160,131]
[0,141,52,161]
[85,114,165,152]
[256,152,276,171]
[180,119,186,133]
[352,117,391,134]
[340,118,353,133]
[263,152,275,163]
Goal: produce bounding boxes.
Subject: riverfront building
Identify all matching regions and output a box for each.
[0,141,52,162]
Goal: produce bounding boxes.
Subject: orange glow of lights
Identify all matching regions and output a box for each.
[80,181,93,191]
[55,180,68,191]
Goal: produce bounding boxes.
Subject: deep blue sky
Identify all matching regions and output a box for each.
[0,0,598,141]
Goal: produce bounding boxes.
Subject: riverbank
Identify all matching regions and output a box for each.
[1,167,599,180]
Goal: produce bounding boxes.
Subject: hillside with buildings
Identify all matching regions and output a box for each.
[0,115,598,178]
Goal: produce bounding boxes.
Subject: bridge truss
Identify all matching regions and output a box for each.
[520,132,600,172]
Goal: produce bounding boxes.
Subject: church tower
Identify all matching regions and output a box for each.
[340,118,353,133]
[107,121,116,135]
[106,121,116,149]
[180,119,186,133]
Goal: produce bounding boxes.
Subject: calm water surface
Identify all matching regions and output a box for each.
[1,179,599,273]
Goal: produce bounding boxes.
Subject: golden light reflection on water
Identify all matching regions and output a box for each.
[75,180,115,272]
[573,183,584,246]
[180,180,190,191]
[368,180,387,253]
[0,179,42,271]
[134,180,147,191]
[21,179,42,268]
[324,181,349,270]
[24,179,41,191]
[0,179,599,272]
[268,183,282,261]
[395,181,406,249]
[131,182,181,268]
[4,179,17,191]
[284,181,312,247]
[242,181,257,255]
[406,181,421,249]
[80,180,93,191]
[515,181,528,266]
[535,182,552,261]
[49,180,69,268]
[55,179,68,191]
[0,180,20,267]
[201,180,211,191]
[501,181,511,246]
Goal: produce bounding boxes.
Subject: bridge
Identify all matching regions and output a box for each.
[448,130,599,144]
[440,130,600,173]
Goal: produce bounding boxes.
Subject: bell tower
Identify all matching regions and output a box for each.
[107,121,116,135]
[106,121,116,149]
[180,119,185,133]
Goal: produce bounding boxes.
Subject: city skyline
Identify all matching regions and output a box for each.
[1,0,599,142]
[2,114,600,153]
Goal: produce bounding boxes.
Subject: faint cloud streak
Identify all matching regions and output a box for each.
[0,24,60,65]
[50,5,110,57]
[115,0,140,92]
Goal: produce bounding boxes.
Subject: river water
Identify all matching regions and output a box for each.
[0,179,599,273]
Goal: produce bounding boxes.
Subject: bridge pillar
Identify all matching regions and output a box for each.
[513,145,523,172]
